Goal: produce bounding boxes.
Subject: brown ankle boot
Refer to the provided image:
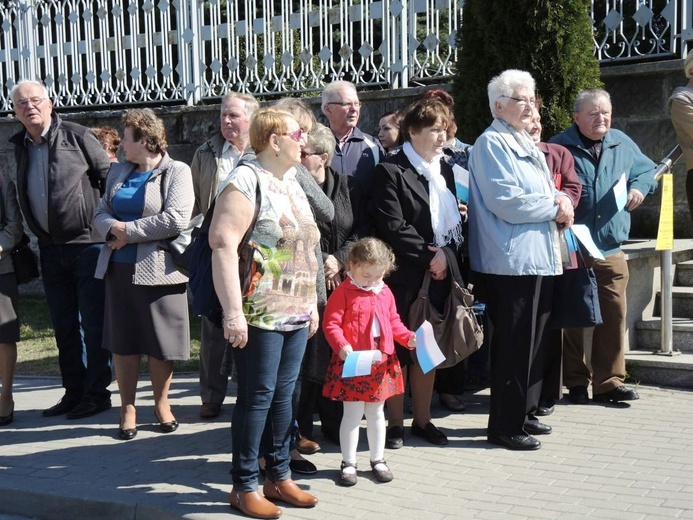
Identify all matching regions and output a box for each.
[263,478,318,508]
[229,488,282,519]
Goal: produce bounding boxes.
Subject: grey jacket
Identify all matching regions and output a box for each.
[0,177,25,275]
[9,113,111,247]
[93,154,194,285]
[190,131,227,218]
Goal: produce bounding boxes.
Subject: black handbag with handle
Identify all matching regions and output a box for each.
[0,173,39,285]
[11,233,40,285]
[188,166,261,328]
[408,247,483,368]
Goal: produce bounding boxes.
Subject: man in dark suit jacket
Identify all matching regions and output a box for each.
[10,80,112,419]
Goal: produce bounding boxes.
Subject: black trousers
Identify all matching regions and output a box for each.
[480,273,553,437]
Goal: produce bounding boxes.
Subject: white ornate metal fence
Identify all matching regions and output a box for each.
[0,0,688,112]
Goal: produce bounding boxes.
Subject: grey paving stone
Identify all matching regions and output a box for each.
[2,377,693,520]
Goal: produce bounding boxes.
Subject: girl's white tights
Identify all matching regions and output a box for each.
[340,400,386,468]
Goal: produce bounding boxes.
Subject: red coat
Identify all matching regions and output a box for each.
[322,278,413,356]
[537,141,582,208]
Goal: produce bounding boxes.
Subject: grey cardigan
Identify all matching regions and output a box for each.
[93,154,194,285]
[0,178,25,275]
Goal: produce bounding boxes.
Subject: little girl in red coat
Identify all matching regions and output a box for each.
[322,237,416,487]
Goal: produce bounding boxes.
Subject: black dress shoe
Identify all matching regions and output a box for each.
[155,413,179,433]
[0,411,13,426]
[66,398,112,420]
[410,421,448,446]
[385,425,404,449]
[0,400,14,426]
[568,386,590,405]
[487,434,541,451]
[524,421,552,435]
[439,393,466,412]
[43,395,82,417]
[535,399,555,416]
[593,385,639,403]
[118,425,138,440]
[289,458,317,475]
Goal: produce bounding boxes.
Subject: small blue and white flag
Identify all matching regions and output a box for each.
[415,320,446,374]
[453,164,470,203]
[342,350,382,378]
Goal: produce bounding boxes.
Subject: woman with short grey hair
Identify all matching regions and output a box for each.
[468,69,573,451]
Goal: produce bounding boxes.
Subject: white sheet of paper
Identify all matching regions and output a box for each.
[613,172,628,212]
[341,350,383,378]
[415,320,446,374]
[570,224,605,260]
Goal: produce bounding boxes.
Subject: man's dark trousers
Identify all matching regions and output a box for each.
[40,243,111,400]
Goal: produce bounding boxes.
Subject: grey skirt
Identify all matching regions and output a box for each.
[103,263,190,361]
[0,272,19,343]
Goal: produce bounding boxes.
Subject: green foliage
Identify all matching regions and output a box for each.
[452,0,602,143]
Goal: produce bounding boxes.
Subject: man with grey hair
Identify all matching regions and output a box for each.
[321,80,383,190]
[9,79,112,419]
[191,90,259,419]
[550,88,657,406]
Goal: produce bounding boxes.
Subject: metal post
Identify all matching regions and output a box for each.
[659,249,675,355]
[654,145,683,356]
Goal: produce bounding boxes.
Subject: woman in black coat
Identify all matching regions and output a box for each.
[372,98,464,449]
[297,123,370,444]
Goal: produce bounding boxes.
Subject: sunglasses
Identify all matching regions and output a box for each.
[282,128,304,142]
[300,151,320,159]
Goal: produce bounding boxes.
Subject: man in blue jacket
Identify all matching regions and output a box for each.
[10,80,112,419]
[550,88,657,405]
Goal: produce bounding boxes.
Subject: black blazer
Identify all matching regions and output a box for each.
[317,167,371,268]
[372,149,457,288]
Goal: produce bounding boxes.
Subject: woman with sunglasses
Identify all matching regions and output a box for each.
[210,108,321,519]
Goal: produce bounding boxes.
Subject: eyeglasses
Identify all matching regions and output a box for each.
[282,128,304,142]
[300,151,320,159]
[327,101,362,109]
[16,97,47,109]
[502,95,536,107]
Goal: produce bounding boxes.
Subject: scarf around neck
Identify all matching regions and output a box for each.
[402,141,463,248]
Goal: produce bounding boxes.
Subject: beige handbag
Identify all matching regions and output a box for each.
[408,247,483,369]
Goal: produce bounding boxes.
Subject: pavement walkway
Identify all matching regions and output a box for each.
[1,376,692,520]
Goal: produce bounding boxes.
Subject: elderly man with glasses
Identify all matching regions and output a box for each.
[9,79,112,420]
[321,81,383,190]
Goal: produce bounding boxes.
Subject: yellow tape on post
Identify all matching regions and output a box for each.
[656,175,674,250]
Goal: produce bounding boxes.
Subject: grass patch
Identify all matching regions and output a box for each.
[17,295,202,377]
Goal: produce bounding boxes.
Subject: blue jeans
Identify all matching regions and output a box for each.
[40,243,111,400]
[231,325,309,491]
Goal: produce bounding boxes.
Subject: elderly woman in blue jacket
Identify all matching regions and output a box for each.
[468,69,574,451]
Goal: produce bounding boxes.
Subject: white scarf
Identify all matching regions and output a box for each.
[402,142,463,247]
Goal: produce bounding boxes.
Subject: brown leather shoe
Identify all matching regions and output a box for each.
[295,436,321,455]
[229,488,282,519]
[200,403,221,419]
[263,479,318,508]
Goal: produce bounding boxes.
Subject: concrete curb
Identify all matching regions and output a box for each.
[0,488,183,520]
